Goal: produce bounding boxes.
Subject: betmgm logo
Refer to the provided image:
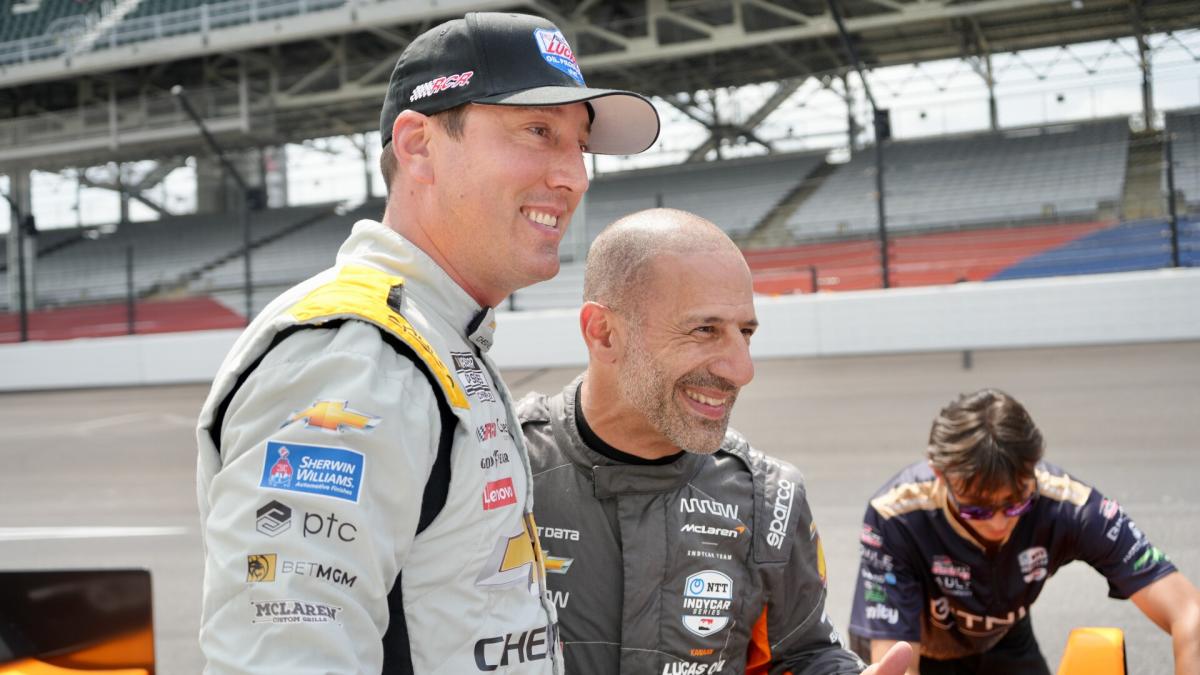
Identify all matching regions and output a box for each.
[247,554,277,583]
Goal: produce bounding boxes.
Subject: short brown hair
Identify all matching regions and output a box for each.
[927,389,1044,499]
[379,105,470,196]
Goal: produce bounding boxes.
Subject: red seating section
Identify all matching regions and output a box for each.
[0,297,244,343]
[745,221,1110,294]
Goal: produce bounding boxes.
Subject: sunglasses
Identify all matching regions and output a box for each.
[947,486,1037,521]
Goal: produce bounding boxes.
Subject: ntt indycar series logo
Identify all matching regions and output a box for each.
[682,570,733,637]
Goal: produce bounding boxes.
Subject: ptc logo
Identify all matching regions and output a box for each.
[256,500,292,537]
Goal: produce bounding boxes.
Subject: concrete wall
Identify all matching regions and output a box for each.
[3,269,1198,392]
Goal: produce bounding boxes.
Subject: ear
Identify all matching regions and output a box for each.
[391,110,434,185]
[929,462,944,483]
[580,301,620,365]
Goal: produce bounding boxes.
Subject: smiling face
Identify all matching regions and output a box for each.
[427,103,590,305]
[615,250,758,454]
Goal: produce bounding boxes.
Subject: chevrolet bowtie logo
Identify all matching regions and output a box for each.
[287,400,380,433]
[545,554,573,574]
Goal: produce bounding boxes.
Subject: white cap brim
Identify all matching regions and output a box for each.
[476,86,660,155]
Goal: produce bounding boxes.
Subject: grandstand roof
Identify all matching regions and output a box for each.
[0,0,1196,170]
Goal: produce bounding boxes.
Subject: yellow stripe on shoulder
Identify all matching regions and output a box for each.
[288,264,470,410]
[871,480,939,519]
[1036,468,1091,506]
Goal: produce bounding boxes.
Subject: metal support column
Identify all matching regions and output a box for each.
[984,54,999,131]
[174,85,255,325]
[1164,127,1180,268]
[1131,0,1155,126]
[828,0,890,288]
[843,73,858,153]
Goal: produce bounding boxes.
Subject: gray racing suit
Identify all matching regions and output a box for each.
[517,378,866,675]
[196,220,561,674]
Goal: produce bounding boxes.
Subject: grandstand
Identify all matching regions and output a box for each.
[784,119,1130,238]
[1166,108,1200,209]
[2,0,1198,342]
[585,151,827,240]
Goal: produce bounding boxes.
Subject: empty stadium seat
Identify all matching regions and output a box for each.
[585,151,826,239]
[786,119,1130,237]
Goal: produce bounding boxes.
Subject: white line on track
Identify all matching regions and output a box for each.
[0,526,190,541]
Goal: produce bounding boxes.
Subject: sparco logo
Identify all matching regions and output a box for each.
[474,625,552,671]
[679,498,739,521]
[251,600,341,624]
[766,478,795,549]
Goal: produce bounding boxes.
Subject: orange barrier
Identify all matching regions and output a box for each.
[1056,627,1126,675]
[0,660,147,675]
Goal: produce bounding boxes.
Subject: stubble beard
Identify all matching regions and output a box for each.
[617,332,736,455]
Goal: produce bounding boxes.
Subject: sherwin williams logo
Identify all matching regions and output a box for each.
[482,477,517,510]
[286,400,380,433]
[533,28,583,85]
[260,441,365,503]
[266,447,293,488]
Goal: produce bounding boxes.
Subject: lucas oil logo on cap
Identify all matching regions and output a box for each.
[533,29,583,85]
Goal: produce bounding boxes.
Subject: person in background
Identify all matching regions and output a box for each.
[848,388,1200,675]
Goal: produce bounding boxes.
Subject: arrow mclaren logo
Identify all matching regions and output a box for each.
[680,523,745,539]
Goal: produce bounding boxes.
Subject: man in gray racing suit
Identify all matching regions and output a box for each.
[517,209,911,675]
[194,12,659,673]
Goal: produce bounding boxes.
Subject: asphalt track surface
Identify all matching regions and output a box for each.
[1,340,1196,674]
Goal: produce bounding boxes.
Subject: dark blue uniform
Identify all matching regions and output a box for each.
[848,461,1176,668]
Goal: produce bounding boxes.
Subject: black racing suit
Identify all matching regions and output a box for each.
[848,460,1177,673]
[518,378,867,675]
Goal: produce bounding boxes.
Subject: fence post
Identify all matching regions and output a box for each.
[126,245,135,335]
[809,264,818,293]
[16,214,28,342]
[1164,129,1180,269]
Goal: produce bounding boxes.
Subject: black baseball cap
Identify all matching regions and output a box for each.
[379,12,660,156]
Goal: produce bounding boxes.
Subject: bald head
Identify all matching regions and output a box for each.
[584,208,745,317]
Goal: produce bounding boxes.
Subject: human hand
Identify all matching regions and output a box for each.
[861,641,914,675]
